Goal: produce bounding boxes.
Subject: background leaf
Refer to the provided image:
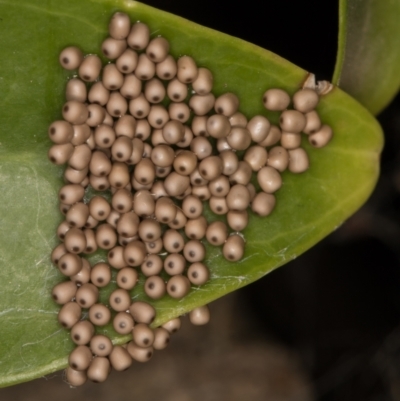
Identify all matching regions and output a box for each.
[0,0,383,387]
[332,0,400,115]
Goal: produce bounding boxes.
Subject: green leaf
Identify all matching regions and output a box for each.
[0,0,383,387]
[333,0,400,115]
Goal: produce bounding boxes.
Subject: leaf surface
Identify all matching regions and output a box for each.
[0,0,383,387]
[333,0,400,115]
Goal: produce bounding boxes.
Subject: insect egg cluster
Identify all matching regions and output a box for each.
[48,11,333,386]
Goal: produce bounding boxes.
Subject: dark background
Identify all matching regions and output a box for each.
[142,1,400,400]
[3,1,400,400]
